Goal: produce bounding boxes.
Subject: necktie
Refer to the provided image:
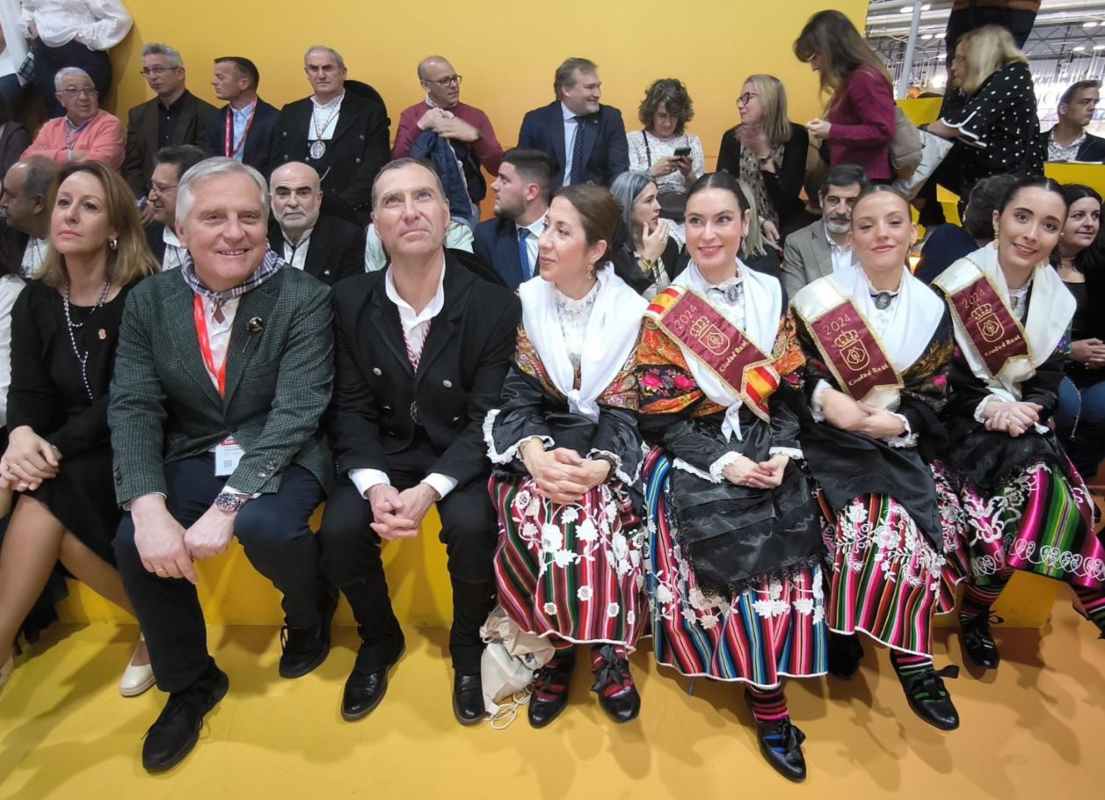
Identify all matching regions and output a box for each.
[570,115,589,184]
[517,228,531,280]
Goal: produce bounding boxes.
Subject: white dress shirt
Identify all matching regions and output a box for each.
[824,225,858,284]
[349,260,457,501]
[0,2,29,77]
[309,93,344,146]
[560,102,580,187]
[20,0,132,50]
[0,273,26,426]
[20,237,46,279]
[281,227,313,271]
[198,295,238,386]
[161,226,187,271]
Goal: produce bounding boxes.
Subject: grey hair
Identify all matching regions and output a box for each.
[176,157,269,227]
[54,67,94,92]
[737,180,767,259]
[609,170,655,237]
[142,43,183,68]
[304,45,346,70]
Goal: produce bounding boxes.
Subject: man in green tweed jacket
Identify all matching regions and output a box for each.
[109,158,335,774]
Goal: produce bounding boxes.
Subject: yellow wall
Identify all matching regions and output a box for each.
[104,0,867,168]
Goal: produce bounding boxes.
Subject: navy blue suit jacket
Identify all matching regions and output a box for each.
[208,98,280,177]
[473,217,530,289]
[517,101,628,186]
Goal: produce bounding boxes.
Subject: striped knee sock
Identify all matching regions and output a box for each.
[746,685,790,725]
[959,579,1008,625]
[1073,587,1105,634]
[890,651,934,678]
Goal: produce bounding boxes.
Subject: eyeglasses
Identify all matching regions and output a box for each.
[738,92,759,106]
[139,66,180,77]
[426,74,462,88]
[149,181,178,195]
[59,87,97,98]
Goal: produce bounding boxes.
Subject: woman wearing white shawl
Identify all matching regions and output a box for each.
[792,187,963,734]
[932,176,1105,673]
[484,185,648,728]
[636,172,825,782]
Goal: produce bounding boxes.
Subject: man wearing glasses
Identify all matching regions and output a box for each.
[391,56,504,220]
[20,67,124,168]
[122,43,216,212]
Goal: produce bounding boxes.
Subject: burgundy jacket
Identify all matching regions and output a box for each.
[826,66,895,181]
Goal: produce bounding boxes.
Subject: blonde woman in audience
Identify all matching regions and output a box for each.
[0,161,155,695]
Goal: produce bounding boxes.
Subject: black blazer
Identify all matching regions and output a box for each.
[207,98,281,177]
[122,90,218,196]
[268,214,365,285]
[517,101,628,186]
[717,122,810,237]
[328,253,520,489]
[145,222,166,263]
[473,216,530,289]
[270,81,390,222]
[1039,127,1105,163]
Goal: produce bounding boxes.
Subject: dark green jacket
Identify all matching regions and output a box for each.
[108,266,334,506]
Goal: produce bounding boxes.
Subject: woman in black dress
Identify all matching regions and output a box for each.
[609,170,683,298]
[0,161,156,695]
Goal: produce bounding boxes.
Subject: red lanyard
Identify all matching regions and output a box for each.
[193,294,227,395]
[224,103,257,159]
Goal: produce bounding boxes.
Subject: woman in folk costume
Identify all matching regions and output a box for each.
[791,187,963,732]
[636,171,826,783]
[485,184,649,728]
[932,176,1105,670]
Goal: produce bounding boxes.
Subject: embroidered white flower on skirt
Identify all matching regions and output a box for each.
[576,518,599,543]
[560,506,580,524]
[604,502,618,523]
[540,524,563,553]
[680,606,697,625]
[543,602,558,615]
[626,610,636,625]
[612,533,629,561]
[654,583,674,605]
[794,597,814,616]
[688,587,708,610]
[629,549,641,567]
[606,602,620,618]
[553,549,577,568]
[699,613,719,629]
[577,586,593,601]
[876,526,900,552]
[513,490,532,512]
[615,558,632,577]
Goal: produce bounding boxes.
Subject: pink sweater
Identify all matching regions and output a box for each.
[22,110,125,169]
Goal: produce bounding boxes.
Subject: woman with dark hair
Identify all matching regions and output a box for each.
[626,78,704,223]
[933,176,1105,671]
[916,173,1017,284]
[718,75,810,242]
[0,161,156,695]
[1054,184,1105,482]
[637,171,826,782]
[608,170,682,297]
[927,26,1043,198]
[793,185,962,734]
[486,184,648,728]
[794,9,895,183]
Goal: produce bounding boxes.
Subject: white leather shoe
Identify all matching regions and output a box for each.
[0,653,13,692]
[119,637,155,698]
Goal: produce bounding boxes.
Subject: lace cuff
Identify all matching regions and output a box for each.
[769,446,804,461]
[810,379,832,423]
[884,413,918,448]
[483,408,554,465]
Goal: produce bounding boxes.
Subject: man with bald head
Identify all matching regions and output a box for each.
[270,45,390,224]
[268,161,364,285]
[0,157,59,278]
[392,56,504,214]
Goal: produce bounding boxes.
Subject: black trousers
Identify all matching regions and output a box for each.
[114,455,324,693]
[32,40,112,118]
[318,445,497,674]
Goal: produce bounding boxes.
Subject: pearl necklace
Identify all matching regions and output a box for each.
[62,280,112,402]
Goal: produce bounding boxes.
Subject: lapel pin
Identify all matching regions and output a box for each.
[247,317,265,334]
[98,328,107,340]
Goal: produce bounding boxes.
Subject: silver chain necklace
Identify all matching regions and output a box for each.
[62,281,112,402]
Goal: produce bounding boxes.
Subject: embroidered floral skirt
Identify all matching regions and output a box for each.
[955,461,1105,592]
[643,452,829,687]
[817,488,955,658]
[490,475,647,651]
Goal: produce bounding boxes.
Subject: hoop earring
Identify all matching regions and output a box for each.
[108,238,118,251]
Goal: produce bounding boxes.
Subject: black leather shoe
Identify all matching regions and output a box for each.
[453,672,485,725]
[827,632,864,679]
[279,590,338,679]
[591,645,640,724]
[961,614,1000,669]
[341,644,403,722]
[754,720,807,782]
[528,651,575,729]
[142,663,229,773]
[896,664,960,731]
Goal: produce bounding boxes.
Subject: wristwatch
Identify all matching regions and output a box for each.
[214,492,249,514]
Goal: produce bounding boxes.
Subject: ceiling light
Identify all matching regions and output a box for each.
[1096,44,1105,50]
[900,6,912,12]
[1074,45,1087,51]
[1085,21,1098,28]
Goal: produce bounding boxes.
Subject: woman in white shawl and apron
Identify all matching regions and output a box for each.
[485,184,649,729]
[932,176,1105,671]
[791,186,965,734]
[636,172,826,782]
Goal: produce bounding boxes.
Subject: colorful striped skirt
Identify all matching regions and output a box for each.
[643,451,829,688]
[957,461,1104,591]
[817,492,948,657]
[491,475,647,651]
